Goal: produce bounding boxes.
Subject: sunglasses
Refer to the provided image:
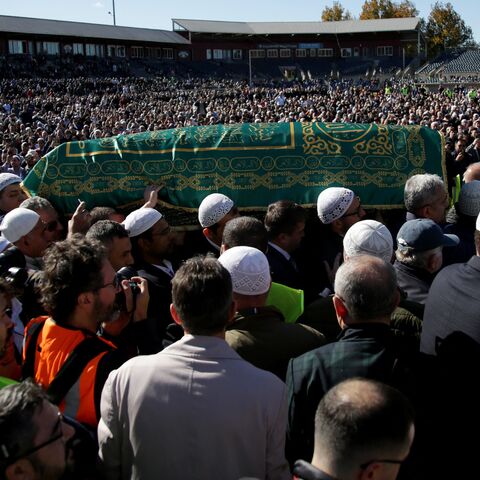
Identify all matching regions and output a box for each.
[43,219,60,232]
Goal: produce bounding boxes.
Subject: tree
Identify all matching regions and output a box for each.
[321,1,353,21]
[394,0,418,18]
[359,0,418,19]
[425,2,475,57]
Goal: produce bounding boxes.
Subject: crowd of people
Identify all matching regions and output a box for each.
[1,74,479,177]
[0,67,480,480]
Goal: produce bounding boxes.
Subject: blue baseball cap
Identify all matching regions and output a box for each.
[397,219,459,252]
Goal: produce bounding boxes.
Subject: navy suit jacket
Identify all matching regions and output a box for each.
[266,245,303,291]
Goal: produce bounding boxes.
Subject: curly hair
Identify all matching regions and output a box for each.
[41,235,107,325]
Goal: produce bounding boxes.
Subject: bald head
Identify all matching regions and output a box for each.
[464,162,480,183]
[334,255,398,323]
[313,378,414,479]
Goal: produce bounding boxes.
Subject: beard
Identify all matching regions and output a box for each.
[93,296,118,325]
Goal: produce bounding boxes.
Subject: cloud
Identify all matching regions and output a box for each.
[93,1,104,7]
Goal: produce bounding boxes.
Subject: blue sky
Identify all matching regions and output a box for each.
[1,0,478,41]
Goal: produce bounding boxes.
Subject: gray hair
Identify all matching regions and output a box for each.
[395,246,442,269]
[334,255,398,322]
[20,196,54,212]
[404,174,445,213]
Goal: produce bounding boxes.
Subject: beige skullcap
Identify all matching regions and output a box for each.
[343,220,393,264]
[0,207,40,243]
[317,187,354,224]
[122,208,163,237]
[218,246,271,295]
[198,193,234,228]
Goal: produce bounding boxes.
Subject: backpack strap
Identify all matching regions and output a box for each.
[22,319,114,406]
[22,319,47,380]
[47,336,113,406]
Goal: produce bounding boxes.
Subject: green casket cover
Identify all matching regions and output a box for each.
[22,122,445,224]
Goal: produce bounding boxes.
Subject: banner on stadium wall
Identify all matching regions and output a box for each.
[22,122,445,222]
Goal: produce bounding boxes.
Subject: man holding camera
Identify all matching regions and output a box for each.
[22,235,149,429]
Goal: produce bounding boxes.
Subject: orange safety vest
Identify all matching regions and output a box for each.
[23,316,116,428]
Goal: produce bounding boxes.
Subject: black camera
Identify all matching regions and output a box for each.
[0,247,46,322]
[4,266,29,291]
[115,266,140,313]
[0,247,26,277]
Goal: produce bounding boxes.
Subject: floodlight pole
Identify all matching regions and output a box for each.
[249,49,252,86]
[112,0,116,26]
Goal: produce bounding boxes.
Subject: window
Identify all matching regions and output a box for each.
[213,49,223,59]
[295,48,306,57]
[85,44,95,56]
[156,48,163,58]
[341,48,352,57]
[250,49,265,58]
[144,47,152,58]
[73,43,84,55]
[354,47,360,57]
[107,45,125,57]
[267,49,278,58]
[318,48,333,57]
[85,44,104,56]
[162,48,173,59]
[131,46,144,58]
[95,44,104,57]
[309,48,317,57]
[8,40,26,54]
[280,48,291,58]
[36,42,60,55]
[377,46,393,56]
[233,49,242,60]
[206,49,212,60]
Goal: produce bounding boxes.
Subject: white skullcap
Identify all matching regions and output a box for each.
[458,180,480,217]
[343,220,394,264]
[0,173,22,193]
[0,208,40,243]
[198,193,234,228]
[122,208,163,237]
[477,211,480,232]
[317,187,355,224]
[218,246,271,296]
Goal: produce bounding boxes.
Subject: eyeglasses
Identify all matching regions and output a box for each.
[360,459,404,470]
[342,196,363,218]
[0,412,64,464]
[1,307,12,318]
[96,275,121,291]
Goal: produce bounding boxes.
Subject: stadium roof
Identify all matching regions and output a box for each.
[0,15,189,44]
[172,17,421,35]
